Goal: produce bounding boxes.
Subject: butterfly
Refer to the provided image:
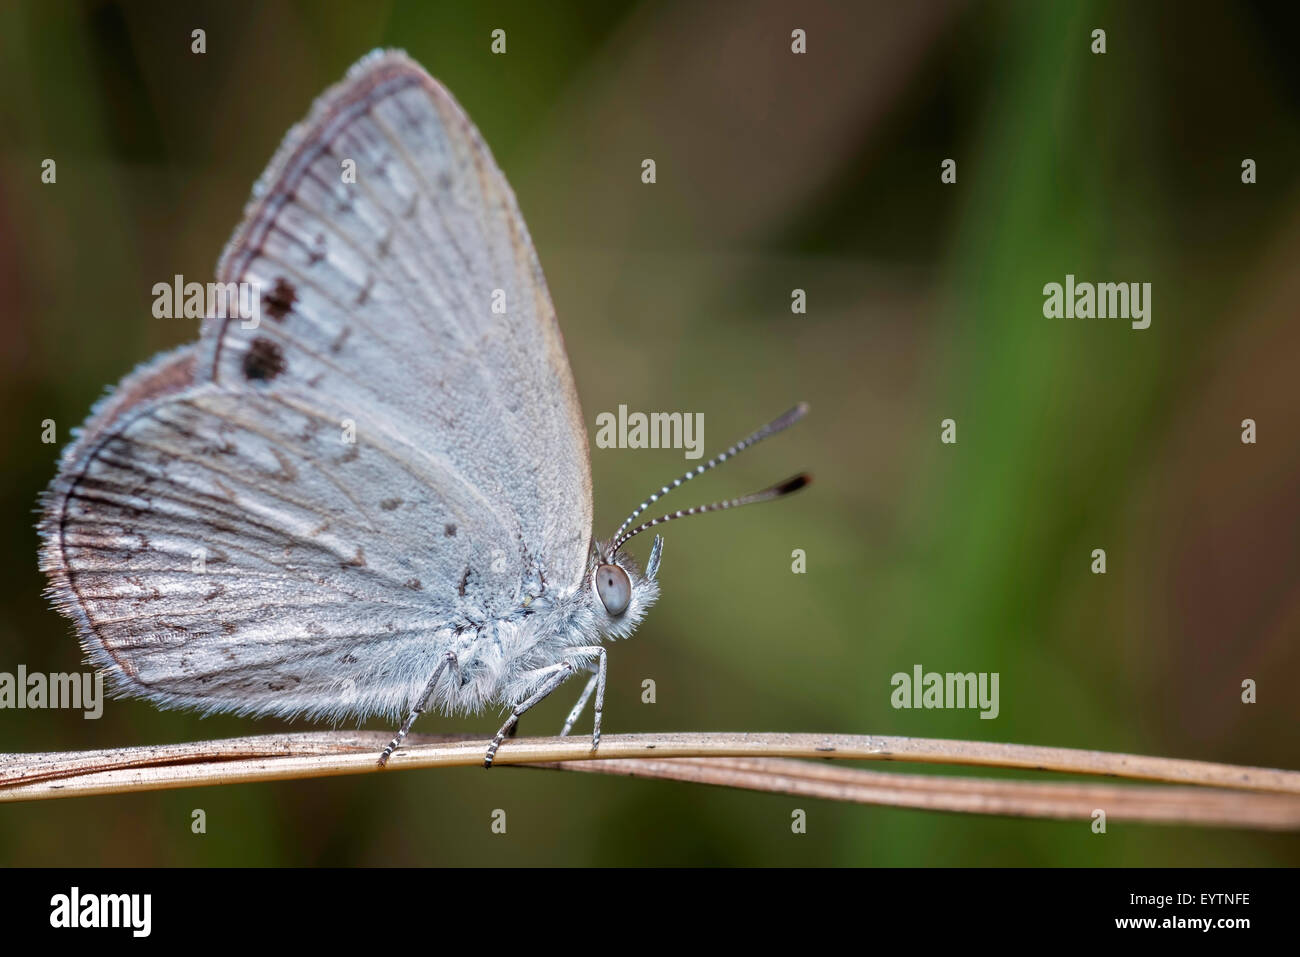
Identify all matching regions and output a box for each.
[39,50,809,769]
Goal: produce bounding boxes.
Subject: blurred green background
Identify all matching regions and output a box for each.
[1,0,1298,865]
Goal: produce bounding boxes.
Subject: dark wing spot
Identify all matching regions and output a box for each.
[242,338,286,382]
[380,497,402,511]
[444,523,457,537]
[263,277,296,320]
[354,276,373,307]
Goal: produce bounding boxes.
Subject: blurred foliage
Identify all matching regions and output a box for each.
[0,0,1297,865]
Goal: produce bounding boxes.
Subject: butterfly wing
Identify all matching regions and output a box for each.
[206,51,590,579]
[40,50,592,720]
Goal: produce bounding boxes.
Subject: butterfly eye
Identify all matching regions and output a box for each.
[595,563,631,616]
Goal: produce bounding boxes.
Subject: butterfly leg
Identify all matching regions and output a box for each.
[559,647,607,751]
[483,662,574,768]
[377,650,458,768]
[559,673,598,737]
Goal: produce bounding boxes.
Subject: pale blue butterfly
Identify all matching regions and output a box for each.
[39,50,809,768]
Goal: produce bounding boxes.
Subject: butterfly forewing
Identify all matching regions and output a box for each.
[41,50,593,721]
[208,50,590,583]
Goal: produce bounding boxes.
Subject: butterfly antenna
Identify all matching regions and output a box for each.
[609,403,810,554]
[611,474,810,553]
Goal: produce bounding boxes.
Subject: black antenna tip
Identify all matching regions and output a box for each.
[775,473,812,495]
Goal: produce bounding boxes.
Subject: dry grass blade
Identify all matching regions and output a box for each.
[1,731,1298,830]
[533,756,1300,830]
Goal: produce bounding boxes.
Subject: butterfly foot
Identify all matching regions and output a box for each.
[484,724,512,769]
[377,732,406,768]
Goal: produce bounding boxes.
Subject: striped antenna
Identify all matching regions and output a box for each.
[608,403,810,554]
[610,474,811,553]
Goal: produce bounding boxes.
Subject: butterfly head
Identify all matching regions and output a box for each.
[587,535,662,639]
[586,404,811,640]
